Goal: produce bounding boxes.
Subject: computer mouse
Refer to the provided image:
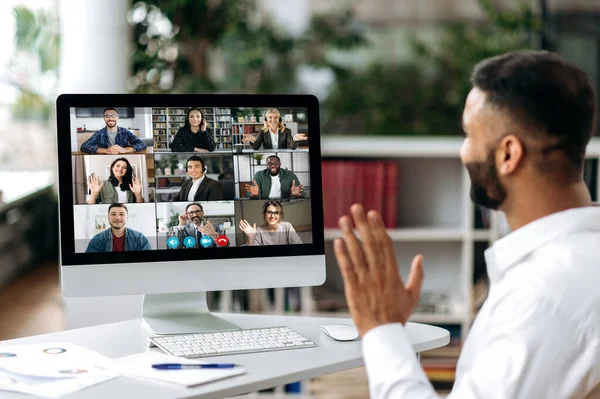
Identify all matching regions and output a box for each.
[320,324,360,341]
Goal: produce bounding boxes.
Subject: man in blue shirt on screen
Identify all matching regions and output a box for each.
[86,203,151,252]
[80,108,146,154]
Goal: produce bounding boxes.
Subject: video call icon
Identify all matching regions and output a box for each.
[183,236,196,248]
[167,237,179,249]
[200,236,213,248]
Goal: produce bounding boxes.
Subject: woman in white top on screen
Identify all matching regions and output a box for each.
[242,108,307,150]
[87,157,144,204]
[239,200,302,245]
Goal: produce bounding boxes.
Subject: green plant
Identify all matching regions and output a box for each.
[323,0,542,136]
[252,153,265,162]
[127,1,366,94]
[9,6,60,122]
[167,210,180,229]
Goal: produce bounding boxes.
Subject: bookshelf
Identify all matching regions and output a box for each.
[319,136,600,334]
[152,107,218,151]
[317,135,600,394]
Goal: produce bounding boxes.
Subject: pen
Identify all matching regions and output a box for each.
[152,363,239,370]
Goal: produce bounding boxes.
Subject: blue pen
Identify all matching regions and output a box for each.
[152,363,238,370]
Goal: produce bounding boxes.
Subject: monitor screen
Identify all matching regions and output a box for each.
[58,98,324,267]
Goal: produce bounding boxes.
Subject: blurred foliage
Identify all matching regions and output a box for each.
[323,0,542,135]
[9,6,60,122]
[128,0,366,94]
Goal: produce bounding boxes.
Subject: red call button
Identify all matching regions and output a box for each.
[216,235,229,247]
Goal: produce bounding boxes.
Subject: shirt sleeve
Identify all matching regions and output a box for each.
[202,128,216,152]
[170,128,187,152]
[287,224,302,244]
[363,292,597,399]
[362,324,438,399]
[80,131,101,153]
[251,132,264,150]
[127,130,146,151]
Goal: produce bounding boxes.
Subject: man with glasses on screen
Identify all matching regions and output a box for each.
[80,108,147,154]
[246,155,305,199]
[86,203,152,252]
[174,202,228,249]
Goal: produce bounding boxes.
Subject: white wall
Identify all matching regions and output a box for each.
[58,0,143,330]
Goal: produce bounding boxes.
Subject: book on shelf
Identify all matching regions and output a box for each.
[322,159,399,229]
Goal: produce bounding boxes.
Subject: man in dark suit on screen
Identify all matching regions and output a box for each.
[171,155,224,202]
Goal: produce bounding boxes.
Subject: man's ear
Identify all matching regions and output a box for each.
[497,134,524,176]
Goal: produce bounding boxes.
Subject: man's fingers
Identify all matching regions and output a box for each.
[333,238,358,287]
[406,254,424,305]
[338,214,368,281]
[367,210,399,282]
[349,204,380,274]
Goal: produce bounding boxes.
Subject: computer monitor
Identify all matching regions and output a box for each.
[56,95,325,335]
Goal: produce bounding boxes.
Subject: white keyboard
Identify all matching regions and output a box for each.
[150,326,317,358]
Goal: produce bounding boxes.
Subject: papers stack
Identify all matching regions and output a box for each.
[100,350,246,387]
[0,343,119,397]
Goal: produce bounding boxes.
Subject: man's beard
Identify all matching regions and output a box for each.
[465,149,507,210]
[191,216,202,225]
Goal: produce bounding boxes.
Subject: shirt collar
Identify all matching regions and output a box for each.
[269,129,278,135]
[485,206,600,283]
[192,175,205,185]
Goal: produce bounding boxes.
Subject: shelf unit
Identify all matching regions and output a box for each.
[152,107,217,151]
[318,135,600,341]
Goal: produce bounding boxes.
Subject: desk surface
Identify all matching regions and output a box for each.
[0,313,449,399]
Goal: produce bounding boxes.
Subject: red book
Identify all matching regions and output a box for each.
[362,161,385,218]
[383,160,399,228]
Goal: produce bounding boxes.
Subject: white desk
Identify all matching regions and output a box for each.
[0,313,449,399]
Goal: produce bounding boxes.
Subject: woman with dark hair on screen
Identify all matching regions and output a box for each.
[238,200,302,246]
[170,107,216,152]
[242,108,307,150]
[87,157,144,204]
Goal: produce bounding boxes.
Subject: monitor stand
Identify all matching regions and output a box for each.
[142,292,241,335]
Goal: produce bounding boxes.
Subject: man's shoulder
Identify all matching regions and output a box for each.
[92,229,111,239]
[125,228,146,238]
[93,127,108,135]
[116,126,132,134]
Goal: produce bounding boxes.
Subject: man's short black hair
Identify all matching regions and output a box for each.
[108,203,128,213]
[186,155,205,170]
[470,50,596,175]
[103,107,118,115]
[185,202,203,212]
[266,155,281,163]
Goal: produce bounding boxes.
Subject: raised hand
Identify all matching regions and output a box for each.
[333,204,424,337]
[293,133,307,142]
[242,134,256,143]
[129,177,142,196]
[245,180,259,197]
[198,220,217,238]
[87,173,104,194]
[178,213,188,226]
[238,219,257,237]
[291,180,304,197]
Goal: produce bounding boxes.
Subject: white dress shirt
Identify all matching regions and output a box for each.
[362,206,600,398]
[187,175,204,202]
[269,129,279,149]
[268,174,282,198]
